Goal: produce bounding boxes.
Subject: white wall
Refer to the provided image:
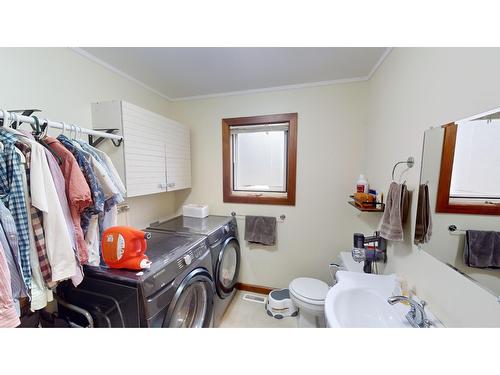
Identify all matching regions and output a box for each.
[0,48,177,229]
[365,48,500,327]
[171,83,370,288]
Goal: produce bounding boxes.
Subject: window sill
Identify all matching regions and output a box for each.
[223,191,295,206]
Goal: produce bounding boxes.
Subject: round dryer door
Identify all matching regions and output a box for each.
[164,269,214,328]
[216,238,240,298]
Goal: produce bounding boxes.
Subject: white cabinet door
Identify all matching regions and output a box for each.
[121,102,168,197]
[164,118,191,191]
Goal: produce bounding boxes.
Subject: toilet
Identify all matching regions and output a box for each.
[289,277,330,328]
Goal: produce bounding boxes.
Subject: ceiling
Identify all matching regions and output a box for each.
[78,47,389,101]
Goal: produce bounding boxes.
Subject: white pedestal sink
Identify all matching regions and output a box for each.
[325,271,439,328]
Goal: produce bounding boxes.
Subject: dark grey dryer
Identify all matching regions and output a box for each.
[148,215,240,327]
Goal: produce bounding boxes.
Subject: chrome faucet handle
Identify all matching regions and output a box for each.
[387,295,431,328]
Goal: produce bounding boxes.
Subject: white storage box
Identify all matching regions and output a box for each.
[182,204,209,218]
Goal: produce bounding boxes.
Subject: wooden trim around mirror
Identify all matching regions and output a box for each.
[436,122,500,215]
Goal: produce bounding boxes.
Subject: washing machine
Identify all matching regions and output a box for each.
[57,230,215,328]
[148,215,240,327]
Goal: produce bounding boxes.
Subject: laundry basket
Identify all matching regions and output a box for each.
[266,289,298,319]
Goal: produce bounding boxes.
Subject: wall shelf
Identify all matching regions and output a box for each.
[348,201,385,212]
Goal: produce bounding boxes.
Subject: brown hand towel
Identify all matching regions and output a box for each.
[464,230,500,268]
[414,183,433,245]
[244,216,277,246]
[379,182,409,242]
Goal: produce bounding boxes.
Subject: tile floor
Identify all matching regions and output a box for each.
[218,291,298,328]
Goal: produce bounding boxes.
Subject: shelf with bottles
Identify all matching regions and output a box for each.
[348,198,385,212]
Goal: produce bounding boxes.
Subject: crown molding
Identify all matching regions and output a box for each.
[367,47,393,79]
[171,76,370,102]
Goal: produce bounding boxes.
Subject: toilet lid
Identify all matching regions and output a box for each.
[289,278,329,301]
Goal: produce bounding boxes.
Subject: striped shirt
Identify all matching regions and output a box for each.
[15,141,52,285]
[0,129,31,290]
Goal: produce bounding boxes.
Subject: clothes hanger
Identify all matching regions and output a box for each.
[33,116,63,165]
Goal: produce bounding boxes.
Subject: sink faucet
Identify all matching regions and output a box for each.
[387,295,432,328]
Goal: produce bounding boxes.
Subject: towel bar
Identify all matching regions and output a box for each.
[230,212,286,222]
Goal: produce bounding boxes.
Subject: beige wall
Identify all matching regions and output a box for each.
[0,48,177,230]
[171,83,370,288]
[365,48,500,327]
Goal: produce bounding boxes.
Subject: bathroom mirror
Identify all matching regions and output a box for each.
[416,107,500,297]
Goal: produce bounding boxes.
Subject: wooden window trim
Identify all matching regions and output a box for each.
[436,122,500,215]
[222,113,297,206]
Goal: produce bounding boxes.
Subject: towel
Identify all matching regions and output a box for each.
[414,183,433,245]
[379,182,409,242]
[244,216,277,246]
[463,230,500,268]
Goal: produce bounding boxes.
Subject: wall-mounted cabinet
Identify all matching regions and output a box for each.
[91,100,191,198]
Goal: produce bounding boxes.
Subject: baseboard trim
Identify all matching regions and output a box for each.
[235,283,274,295]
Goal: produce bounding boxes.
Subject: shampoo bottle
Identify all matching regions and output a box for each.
[356,174,369,193]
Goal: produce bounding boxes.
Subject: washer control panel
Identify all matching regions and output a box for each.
[176,243,206,270]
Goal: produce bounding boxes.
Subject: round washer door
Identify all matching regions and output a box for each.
[164,269,215,328]
[215,238,240,298]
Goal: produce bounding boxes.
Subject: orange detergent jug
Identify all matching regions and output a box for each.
[101,226,152,270]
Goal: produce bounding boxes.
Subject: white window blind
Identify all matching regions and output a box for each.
[450,119,500,199]
[231,124,288,192]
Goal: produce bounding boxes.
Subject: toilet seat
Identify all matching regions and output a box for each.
[289,278,329,306]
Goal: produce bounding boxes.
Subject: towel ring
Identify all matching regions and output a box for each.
[392,156,415,181]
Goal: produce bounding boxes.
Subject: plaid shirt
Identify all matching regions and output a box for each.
[0,129,31,290]
[57,135,105,235]
[0,200,27,299]
[15,142,52,285]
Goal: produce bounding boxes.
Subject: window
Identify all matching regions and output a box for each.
[222,113,297,205]
[436,120,500,215]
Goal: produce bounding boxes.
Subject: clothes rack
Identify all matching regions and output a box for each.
[0,110,123,145]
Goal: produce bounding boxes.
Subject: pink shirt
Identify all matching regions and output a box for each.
[0,241,20,328]
[44,136,92,264]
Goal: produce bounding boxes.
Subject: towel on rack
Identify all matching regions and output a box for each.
[414,183,432,245]
[244,216,277,246]
[463,230,500,268]
[379,182,409,242]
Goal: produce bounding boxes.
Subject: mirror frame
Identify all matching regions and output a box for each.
[436,123,500,215]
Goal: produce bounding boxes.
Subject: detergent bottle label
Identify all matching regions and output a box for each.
[116,234,125,260]
[106,233,125,261]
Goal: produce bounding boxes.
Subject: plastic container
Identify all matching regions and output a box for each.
[183,204,209,218]
[356,174,369,193]
[102,226,151,270]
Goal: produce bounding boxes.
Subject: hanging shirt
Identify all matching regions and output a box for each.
[43,148,83,286]
[19,159,53,310]
[25,138,77,283]
[15,141,52,285]
[0,241,20,328]
[44,136,92,264]
[0,128,32,290]
[86,145,126,198]
[56,135,105,235]
[0,202,26,302]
